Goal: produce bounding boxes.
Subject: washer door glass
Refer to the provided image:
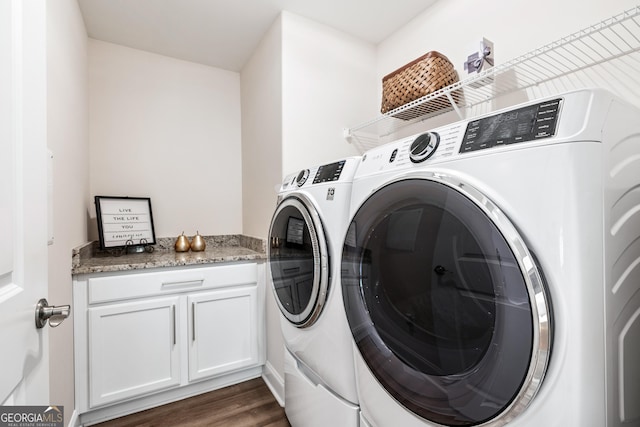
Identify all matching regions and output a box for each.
[342,177,551,426]
[269,195,329,327]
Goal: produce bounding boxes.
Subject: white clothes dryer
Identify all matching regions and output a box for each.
[268,157,360,427]
[341,89,640,427]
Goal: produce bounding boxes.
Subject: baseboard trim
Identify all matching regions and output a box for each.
[76,367,262,426]
[67,409,79,427]
[262,361,284,407]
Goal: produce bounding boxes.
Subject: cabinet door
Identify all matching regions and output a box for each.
[188,286,258,382]
[88,296,181,408]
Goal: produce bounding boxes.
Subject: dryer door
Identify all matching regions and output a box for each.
[341,175,552,426]
[269,194,329,328]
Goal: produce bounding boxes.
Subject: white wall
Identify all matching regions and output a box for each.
[46,0,89,425]
[241,11,378,239]
[88,40,243,239]
[241,17,283,240]
[281,11,376,173]
[240,15,285,395]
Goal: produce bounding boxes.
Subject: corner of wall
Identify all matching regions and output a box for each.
[240,14,283,240]
[47,1,90,426]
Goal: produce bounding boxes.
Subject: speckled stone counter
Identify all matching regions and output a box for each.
[72,234,266,275]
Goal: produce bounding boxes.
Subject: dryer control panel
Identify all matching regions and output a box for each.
[460,98,561,153]
[278,157,360,193]
[313,160,345,183]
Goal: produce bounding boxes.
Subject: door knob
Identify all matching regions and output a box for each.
[35,298,70,328]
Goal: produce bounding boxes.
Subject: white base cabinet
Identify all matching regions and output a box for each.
[188,286,258,381]
[88,296,182,408]
[73,262,265,426]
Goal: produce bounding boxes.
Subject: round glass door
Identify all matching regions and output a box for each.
[341,176,552,426]
[268,194,329,327]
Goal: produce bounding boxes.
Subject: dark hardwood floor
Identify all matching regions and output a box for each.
[94,378,290,427]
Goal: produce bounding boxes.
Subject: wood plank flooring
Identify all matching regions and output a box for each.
[94,378,290,427]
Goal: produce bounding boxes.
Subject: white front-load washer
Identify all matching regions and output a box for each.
[341,89,640,426]
[268,157,360,427]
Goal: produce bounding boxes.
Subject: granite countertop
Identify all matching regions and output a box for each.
[72,235,266,275]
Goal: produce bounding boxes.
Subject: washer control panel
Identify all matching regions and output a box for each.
[355,94,574,180]
[460,98,561,153]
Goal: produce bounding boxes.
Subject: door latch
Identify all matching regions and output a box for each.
[35,298,70,328]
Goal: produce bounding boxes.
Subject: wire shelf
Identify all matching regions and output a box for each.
[345,5,640,153]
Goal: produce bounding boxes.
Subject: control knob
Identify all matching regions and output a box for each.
[409,132,440,163]
[296,169,310,187]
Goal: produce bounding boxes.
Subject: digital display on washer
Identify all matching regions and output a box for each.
[460,98,562,153]
[313,160,346,184]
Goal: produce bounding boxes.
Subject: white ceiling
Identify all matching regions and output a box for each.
[77,0,437,71]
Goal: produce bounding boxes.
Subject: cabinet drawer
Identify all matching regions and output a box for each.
[88,263,257,304]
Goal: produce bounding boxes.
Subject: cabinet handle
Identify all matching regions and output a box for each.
[162,279,204,289]
[172,304,176,346]
[192,302,196,342]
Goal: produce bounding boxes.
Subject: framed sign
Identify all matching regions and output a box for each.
[95,196,156,249]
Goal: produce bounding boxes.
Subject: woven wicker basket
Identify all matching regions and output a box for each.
[381,51,459,119]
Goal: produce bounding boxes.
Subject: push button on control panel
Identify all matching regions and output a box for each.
[389,148,398,163]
